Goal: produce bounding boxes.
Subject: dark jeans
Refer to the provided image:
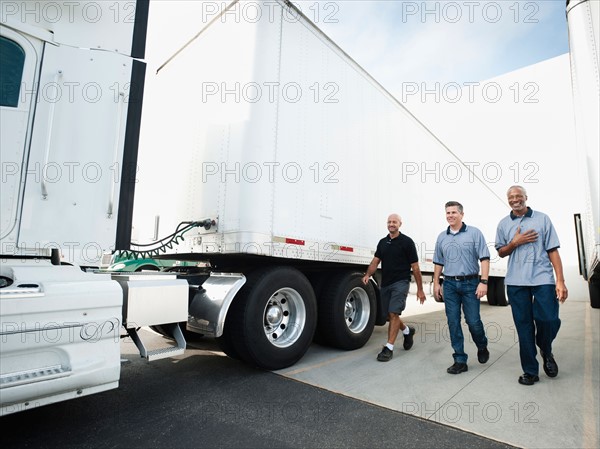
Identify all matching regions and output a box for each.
[444,278,488,364]
[507,284,561,376]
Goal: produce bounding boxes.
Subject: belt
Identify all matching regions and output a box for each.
[445,274,479,281]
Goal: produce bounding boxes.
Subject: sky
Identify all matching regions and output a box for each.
[288,0,570,97]
[148,1,570,84]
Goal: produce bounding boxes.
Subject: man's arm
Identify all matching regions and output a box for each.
[362,257,380,285]
[433,264,443,301]
[548,249,568,303]
[411,262,426,304]
[476,259,490,299]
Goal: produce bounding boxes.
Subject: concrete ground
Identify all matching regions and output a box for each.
[276,296,600,449]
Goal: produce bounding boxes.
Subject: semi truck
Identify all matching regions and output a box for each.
[567,0,600,309]
[0,0,192,416]
[1,0,507,415]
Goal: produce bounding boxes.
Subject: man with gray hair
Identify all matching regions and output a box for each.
[433,201,490,374]
[496,186,568,386]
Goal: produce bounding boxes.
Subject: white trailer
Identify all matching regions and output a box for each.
[132,0,509,370]
[1,0,507,415]
[567,0,600,308]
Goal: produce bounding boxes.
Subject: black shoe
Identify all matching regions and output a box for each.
[377,346,393,362]
[447,362,468,374]
[541,352,558,378]
[518,373,540,385]
[403,327,416,350]
[477,347,490,364]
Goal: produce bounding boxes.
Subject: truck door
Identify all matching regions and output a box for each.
[0,26,41,246]
[2,32,136,267]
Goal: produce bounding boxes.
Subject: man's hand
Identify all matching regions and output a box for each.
[556,280,568,303]
[433,284,442,301]
[416,289,426,304]
[476,283,487,299]
[512,227,538,246]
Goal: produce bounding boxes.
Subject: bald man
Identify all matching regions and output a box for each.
[363,214,426,361]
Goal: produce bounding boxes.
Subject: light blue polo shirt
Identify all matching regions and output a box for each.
[495,208,560,286]
[433,223,490,276]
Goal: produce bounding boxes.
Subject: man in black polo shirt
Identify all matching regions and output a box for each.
[363,214,427,361]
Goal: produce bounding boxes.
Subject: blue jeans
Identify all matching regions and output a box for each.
[507,285,561,376]
[443,278,488,363]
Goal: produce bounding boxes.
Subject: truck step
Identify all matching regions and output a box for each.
[1,365,70,388]
[144,346,185,360]
[127,324,186,362]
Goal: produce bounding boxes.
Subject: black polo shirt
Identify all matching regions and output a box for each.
[374,233,419,287]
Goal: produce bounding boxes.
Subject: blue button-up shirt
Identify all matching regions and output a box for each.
[495,208,560,286]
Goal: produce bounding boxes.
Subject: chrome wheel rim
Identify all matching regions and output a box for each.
[344,287,370,334]
[263,288,306,348]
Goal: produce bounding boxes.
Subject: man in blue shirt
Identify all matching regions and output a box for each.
[496,186,568,386]
[363,214,426,361]
[433,201,490,374]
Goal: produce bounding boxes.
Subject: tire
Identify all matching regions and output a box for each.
[589,278,600,309]
[224,267,317,370]
[308,272,331,345]
[494,277,508,306]
[487,277,498,305]
[317,271,376,350]
[216,327,241,360]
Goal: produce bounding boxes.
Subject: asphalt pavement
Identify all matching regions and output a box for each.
[0,331,516,449]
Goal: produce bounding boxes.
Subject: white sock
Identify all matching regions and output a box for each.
[403,326,411,335]
[385,343,394,351]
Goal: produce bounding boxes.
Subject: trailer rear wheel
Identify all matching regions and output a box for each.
[486,278,498,305]
[494,277,508,306]
[487,277,508,306]
[318,272,376,350]
[589,278,600,309]
[308,272,329,345]
[226,267,317,370]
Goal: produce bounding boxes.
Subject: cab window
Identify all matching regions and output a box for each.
[0,36,25,107]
